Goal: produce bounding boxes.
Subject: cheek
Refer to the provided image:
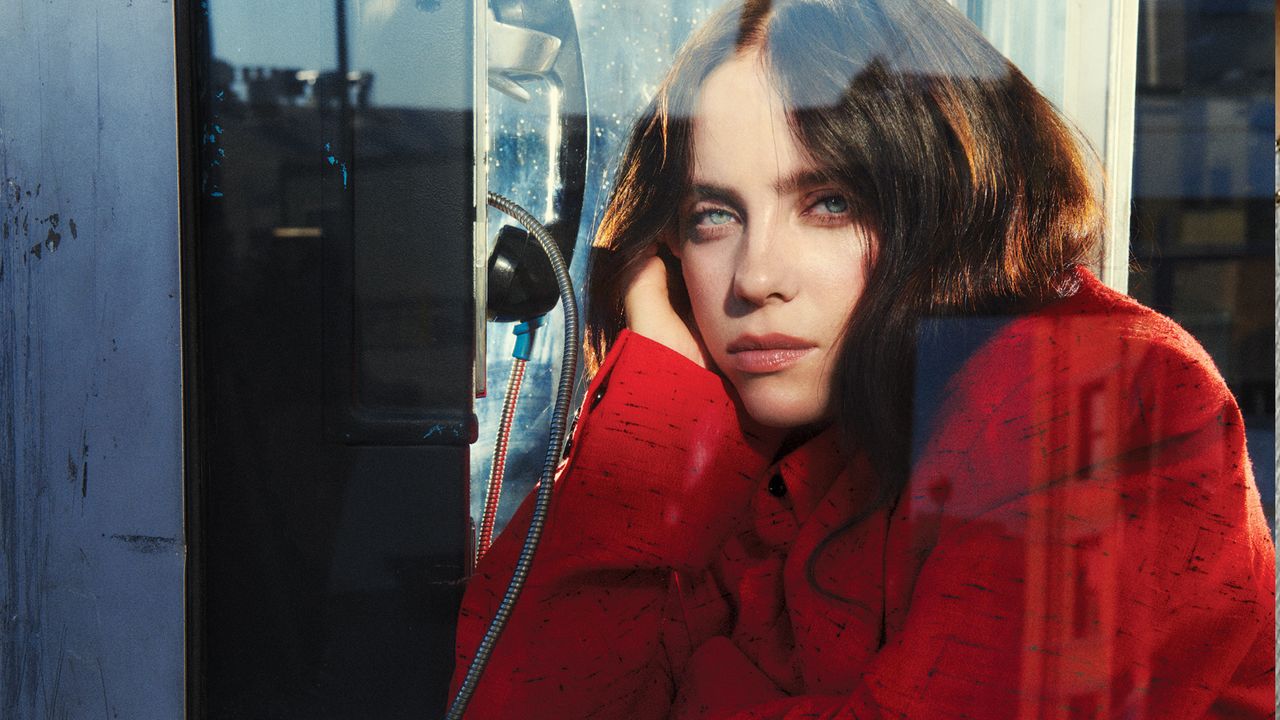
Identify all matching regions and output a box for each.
[827,266,867,316]
[808,235,872,316]
[677,254,730,326]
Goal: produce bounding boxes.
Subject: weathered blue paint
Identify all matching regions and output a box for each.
[0,1,184,718]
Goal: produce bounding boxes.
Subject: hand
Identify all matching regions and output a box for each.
[622,246,790,452]
[622,246,715,370]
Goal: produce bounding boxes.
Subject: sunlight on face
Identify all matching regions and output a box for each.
[672,49,874,428]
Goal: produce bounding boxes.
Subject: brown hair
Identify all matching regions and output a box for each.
[585,0,1102,569]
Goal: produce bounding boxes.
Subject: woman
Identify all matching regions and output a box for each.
[453,0,1274,717]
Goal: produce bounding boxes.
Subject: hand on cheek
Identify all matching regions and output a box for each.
[623,245,787,448]
[622,244,716,371]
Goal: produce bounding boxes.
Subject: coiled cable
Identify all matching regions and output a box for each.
[445,192,579,720]
[476,355,526,561]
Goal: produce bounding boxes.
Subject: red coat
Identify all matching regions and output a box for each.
[453,270,1274,719]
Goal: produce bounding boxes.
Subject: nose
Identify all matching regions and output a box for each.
[731,216,799,308]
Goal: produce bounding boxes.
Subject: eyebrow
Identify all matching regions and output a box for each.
[689,183,744,207]
[773,169,839,195]
[690,169,840,203]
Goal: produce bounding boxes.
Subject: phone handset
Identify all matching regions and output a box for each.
[485,0,589,322]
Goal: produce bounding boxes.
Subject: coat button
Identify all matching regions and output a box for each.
[767,473,787,498]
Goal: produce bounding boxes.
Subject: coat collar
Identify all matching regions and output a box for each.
[770,425,851,526]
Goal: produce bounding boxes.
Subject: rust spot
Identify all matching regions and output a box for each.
[47,213,59,228]
[69,218,78,239]
[29,242,41,259]
[45,227,61,253]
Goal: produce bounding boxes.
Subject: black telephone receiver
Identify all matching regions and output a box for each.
[485,0,589,322]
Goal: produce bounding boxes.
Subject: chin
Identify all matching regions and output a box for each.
[738,387,827,429]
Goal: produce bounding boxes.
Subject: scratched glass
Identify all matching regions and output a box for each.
[194,2,473,717]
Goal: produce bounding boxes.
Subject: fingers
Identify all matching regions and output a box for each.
[621,247,710,369]
[623,254,675,326]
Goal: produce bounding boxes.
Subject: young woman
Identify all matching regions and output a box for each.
[453,0,1275,717]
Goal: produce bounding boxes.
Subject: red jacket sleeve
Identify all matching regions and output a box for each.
[450,330,777,718]
[704,311,1275,719]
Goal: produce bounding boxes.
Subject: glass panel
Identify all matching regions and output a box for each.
[461,3,1274,718]
[191,1,473,716]
[1127,0,1274,530]
[958,0,1067,106]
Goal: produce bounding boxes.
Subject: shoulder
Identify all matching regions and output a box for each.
[915,268,1245,518]
[955,268,1232,435]
[987,269,1213,374]
[1031,267,1218,374]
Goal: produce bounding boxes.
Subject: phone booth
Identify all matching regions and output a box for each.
[2,0,1271,718]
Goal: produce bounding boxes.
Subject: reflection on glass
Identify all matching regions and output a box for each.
[1128,0,1274,529]
[194,1,472,716]
[456,2,1275,719]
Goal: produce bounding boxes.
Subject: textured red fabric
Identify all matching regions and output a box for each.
[452,270,1275,719]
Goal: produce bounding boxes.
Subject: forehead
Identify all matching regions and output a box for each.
[690,51,812,186]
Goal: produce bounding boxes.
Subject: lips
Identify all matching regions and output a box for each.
[726,333,817,373]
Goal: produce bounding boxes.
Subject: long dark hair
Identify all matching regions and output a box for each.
[584,0,1102,595]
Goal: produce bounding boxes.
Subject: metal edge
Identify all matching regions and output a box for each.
[171,0,205,715]
[474,0,489,399]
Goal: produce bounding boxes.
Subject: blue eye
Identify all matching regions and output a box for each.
[686,205,739,241]
[701,209,735,225]
[820,196,849,214]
